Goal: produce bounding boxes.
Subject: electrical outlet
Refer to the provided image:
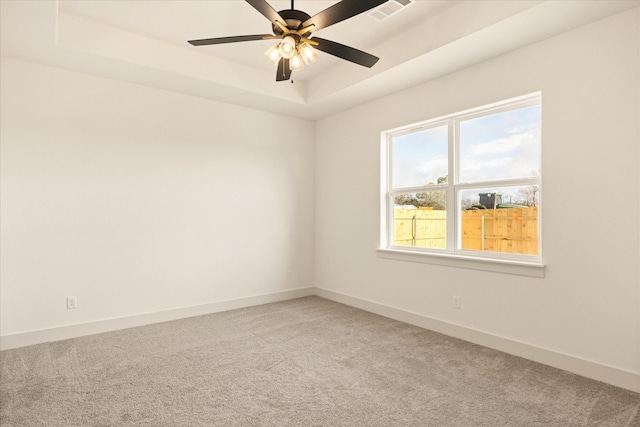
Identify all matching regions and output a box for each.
[453,296,461,309]
[67,296,77,309]
[287,271,292,279]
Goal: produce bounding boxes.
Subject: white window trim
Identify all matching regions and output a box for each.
[376,248,545,277]
[379,93,544,277]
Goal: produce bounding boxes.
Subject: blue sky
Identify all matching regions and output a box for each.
[392,125,448,188]
[392,105,541,188]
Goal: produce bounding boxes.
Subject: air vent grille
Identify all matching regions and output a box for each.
[370,0,414,21]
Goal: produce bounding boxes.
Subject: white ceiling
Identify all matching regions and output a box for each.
[2,0,639,119]
[57,0,457,81]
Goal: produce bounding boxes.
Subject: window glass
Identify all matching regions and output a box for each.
[459,105,541,183]
[459,186,539,255]
[392,125,448,188]
[392,192,446,249]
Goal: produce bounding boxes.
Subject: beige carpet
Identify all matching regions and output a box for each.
[1,296,639,426]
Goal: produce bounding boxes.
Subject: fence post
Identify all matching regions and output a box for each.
[412,214,416,246]
[482,215,485,251]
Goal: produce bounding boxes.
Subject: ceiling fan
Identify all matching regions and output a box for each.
[188,0,387,81]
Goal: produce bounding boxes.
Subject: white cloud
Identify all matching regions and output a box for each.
[417,157,448,178]
[460,130,540,181]
[466,132,535,156]
[395,156,447,187]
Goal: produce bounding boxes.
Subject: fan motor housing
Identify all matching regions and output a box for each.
[273,9,313,36]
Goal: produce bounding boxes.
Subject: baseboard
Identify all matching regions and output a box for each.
[313,287,640,394]
[3,286,637,394]
[0,287,314,351]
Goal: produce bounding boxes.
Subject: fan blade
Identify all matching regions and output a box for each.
[312,37,379,68]
[276,58,292,81]
[302,0,388,32]
[188,34,277,46]
[246,0,286,25]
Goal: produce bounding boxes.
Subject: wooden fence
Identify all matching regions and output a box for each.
[393,207,538,255]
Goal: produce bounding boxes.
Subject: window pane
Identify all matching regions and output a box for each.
[393,192,446,249]
[459,105,540,183]
[459,186,539,255]
[391,125,448,188]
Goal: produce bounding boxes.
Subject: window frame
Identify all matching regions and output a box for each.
[379,93,544,276]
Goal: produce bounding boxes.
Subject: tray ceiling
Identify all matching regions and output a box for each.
[2,1,638,119]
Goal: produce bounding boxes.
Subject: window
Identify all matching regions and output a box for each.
[381,93,541,268]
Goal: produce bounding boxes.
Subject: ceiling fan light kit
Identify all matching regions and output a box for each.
[188,0,387,81]
[279,35,297,59]
[265,44,283,64]
[265,38,317,71]
[299,42,319,64]
[289,52,305,71]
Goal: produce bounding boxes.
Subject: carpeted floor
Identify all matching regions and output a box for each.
[1,296,638,426]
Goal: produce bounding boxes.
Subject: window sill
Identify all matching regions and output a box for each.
[376,248,545,278]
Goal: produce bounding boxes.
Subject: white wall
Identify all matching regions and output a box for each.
[0,58,315,338]
[315,8,640,387]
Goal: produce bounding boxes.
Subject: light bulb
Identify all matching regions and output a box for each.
[279,35,296,59]
[289,51,305,71]
[265,44,282,65]
[298,42,318,65]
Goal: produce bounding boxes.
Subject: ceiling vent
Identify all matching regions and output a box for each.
[370,0,414,21]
